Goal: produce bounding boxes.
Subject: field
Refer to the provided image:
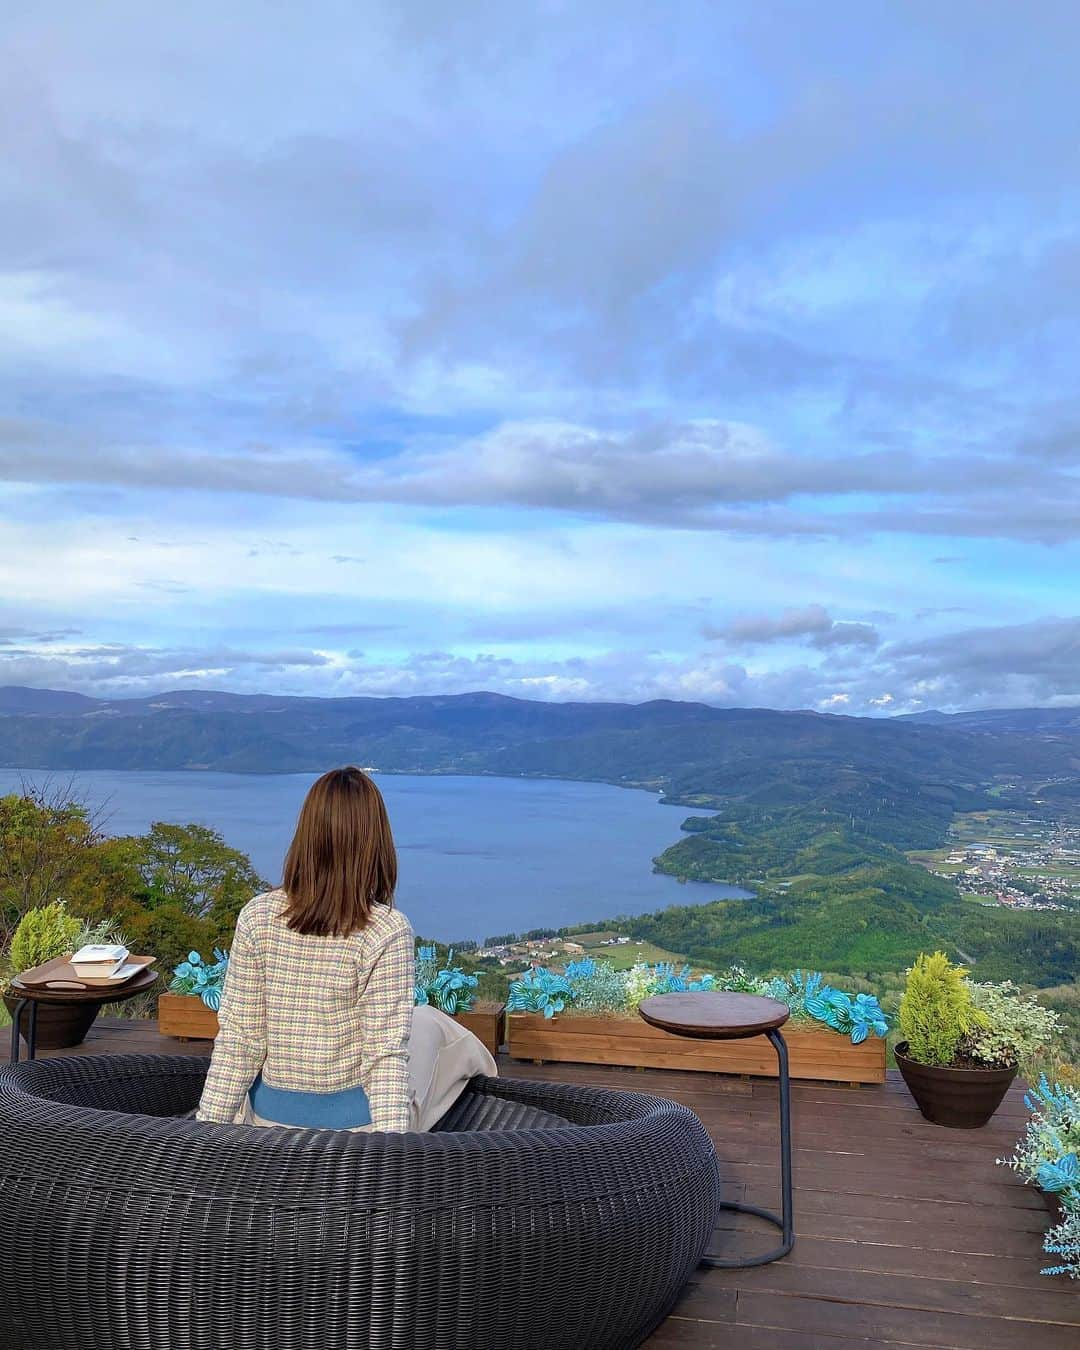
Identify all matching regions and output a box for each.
[906,849,966,873]
[571,934,703,973]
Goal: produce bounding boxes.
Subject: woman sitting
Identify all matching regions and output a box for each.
[196,766,495,1131]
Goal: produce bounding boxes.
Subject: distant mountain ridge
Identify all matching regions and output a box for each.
[898,706,1080,734]
[0,686,1076,791]
[0,685,718,720]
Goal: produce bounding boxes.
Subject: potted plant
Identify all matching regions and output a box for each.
[158,950,230,1039]
[506,959,889,1084]
[2,901,127,1049]
[894,952,1058,1128]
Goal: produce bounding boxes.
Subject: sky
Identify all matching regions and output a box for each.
[2,1,1079,714]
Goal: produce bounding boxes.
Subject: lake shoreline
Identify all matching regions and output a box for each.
[0,768,748,943]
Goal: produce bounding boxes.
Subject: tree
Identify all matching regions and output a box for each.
[0,784,139,949]
[0,789,268,983]
[123,903,218,986]
[132,822,268,940]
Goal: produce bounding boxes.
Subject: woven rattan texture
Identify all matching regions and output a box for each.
[0,1054,720,1350]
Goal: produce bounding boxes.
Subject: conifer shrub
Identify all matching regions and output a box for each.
[3,903,126,988]
[6,901,82,978]
[898,951,985,1066]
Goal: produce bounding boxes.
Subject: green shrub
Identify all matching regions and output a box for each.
[967,981,1061,1074]
[898,951,984,1066]
[6,901,82,979]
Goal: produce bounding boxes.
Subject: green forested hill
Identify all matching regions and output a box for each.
[645,765,1079,990]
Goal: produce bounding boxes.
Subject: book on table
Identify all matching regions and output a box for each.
[70,944,130,979]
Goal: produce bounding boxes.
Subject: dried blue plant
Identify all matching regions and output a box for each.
[1042,1200,1080,1279]
[646,961,717,995]
[1000,1074,1080,1279]
[566,958,628,1013]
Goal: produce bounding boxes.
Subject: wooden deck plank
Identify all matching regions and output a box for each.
[648,1320,889,1348]
[728,1290,1073,1350]
[710,1263,1080,1325]
[27,1019,1070,1350]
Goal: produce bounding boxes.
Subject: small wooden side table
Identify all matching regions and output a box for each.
[8,966,160,1064]
[638,990,794,1267]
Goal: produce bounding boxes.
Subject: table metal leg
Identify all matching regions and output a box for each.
[26,1000,39,1061]
[9,999,28,1065]
[702,1027,794,1268]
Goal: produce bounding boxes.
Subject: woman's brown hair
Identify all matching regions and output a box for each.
[281,767,397,936]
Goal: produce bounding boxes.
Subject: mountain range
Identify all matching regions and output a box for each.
[0,686,1077,801]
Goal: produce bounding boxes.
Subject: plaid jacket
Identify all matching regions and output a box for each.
[196,890,415,1131]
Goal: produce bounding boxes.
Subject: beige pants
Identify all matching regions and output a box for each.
[242,1005,497,1132]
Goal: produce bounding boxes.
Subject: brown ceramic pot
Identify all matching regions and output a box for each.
[894,1041,1017,1129]
[3,994,99,1050]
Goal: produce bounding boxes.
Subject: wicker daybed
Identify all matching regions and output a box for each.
[0,1054,720,1350]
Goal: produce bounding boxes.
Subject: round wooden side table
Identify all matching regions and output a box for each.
[638,990,794,1267]
[7,966,160,1064]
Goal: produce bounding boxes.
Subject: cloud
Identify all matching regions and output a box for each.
[707,604,834,643]
[799,617,1080,713]
[705,605,880,650]
[0,625,82,645]
[2,4,1080,710]
[0,643,331,693]
[4,414,1076,542]
[1,612,1078,714]
[883,617,1080,704]
[812,622,881,649]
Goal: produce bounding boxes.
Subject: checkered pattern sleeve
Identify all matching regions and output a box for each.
[195,907,267,1124]
[358,916,415,1132]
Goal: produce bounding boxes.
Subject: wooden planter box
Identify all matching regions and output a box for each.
[159,993,506,1058]
[453,1002,506,1059]
[507,1012,886,1085]
[158,992,220,1040]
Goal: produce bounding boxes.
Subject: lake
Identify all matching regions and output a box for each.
[0,770,748,941]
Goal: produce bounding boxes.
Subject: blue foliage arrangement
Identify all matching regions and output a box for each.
[767,970,889,1044]
[646,961,718,995]
[506,967,574,1018]
[414,944,479,1014]
[169,949,230,1011]
[507,960,889,1041]
[1038,1151,1079,1197]
[1000,1075,1080,1278]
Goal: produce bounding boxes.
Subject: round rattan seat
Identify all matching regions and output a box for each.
[0,1054,720,1350]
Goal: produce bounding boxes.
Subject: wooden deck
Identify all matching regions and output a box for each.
[39,1017,1080,1349]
